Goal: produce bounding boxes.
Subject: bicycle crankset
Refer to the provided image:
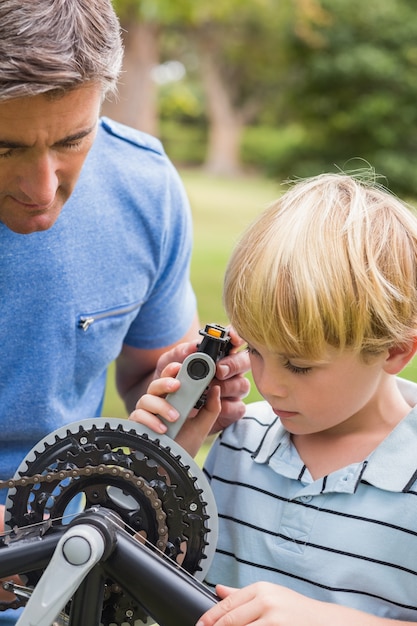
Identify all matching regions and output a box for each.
[2,418,218,625]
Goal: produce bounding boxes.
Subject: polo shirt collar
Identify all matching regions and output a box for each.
[361,405,417,491]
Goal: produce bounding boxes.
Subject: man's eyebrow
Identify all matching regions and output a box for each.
[0,126,96,149]
[53,126,96,146]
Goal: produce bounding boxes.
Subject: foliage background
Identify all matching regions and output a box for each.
[107,0,417,196]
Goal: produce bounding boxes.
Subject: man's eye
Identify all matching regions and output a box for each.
[63,140,83,151]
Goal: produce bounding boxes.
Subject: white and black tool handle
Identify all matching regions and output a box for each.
[163,351,216,439]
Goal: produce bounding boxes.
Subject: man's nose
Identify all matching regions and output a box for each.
[18,155,58,206]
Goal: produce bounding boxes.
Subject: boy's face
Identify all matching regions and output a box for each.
[247,341,392,436]
[0,84,102,234]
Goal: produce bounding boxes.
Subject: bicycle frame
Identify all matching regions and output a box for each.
[0,508,218,626]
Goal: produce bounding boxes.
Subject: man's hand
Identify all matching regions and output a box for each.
[210,327,250,432]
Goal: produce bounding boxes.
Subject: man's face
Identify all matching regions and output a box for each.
[0,84,102,234]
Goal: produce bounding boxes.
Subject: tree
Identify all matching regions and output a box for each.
[280,0,417,194]
[103,0,192,135]
[189,1,285,175]
[106,0,297,175]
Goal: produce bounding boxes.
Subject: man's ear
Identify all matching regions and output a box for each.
[383,338,417,375]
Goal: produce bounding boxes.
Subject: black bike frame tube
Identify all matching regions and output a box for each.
[0,531,64,579]
[102,528,219,626]
[68,565,106,626]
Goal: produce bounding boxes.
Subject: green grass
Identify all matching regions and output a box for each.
[102,167,417,463]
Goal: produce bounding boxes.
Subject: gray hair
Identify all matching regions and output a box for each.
[0,0,124,100]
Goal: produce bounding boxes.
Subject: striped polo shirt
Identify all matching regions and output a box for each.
[203,378,417,621]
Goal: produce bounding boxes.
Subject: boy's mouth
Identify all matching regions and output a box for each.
[273,409,298,419]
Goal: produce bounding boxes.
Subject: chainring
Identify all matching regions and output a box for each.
[4,418,218,625]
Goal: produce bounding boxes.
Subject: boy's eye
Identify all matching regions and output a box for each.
[246,344,313,374]
[283,360,312,375]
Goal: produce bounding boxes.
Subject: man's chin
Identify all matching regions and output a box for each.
[1,211,61,234]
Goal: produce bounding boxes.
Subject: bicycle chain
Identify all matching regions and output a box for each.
[0,463,169,550]
[0,464,168,620]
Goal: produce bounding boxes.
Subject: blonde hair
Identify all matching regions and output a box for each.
[224,172,417,360]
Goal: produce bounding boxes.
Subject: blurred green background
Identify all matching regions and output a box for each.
[106,0,417,197]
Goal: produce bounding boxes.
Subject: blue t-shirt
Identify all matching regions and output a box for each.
[0,117,196,494]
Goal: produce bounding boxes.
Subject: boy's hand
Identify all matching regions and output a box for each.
[129,361,222,457]
[196,582,376,626]
[196,583,304,626]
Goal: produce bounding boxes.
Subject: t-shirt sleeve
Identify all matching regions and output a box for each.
[123,160,197,349]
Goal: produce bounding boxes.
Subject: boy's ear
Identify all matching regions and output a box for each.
[384,338,417,375]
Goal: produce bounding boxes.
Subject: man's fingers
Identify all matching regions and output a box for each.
[216,349,250,380]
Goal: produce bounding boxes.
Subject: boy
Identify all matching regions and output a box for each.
[131,172,417,625]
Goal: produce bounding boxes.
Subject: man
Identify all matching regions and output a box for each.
[0,1,249,620]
